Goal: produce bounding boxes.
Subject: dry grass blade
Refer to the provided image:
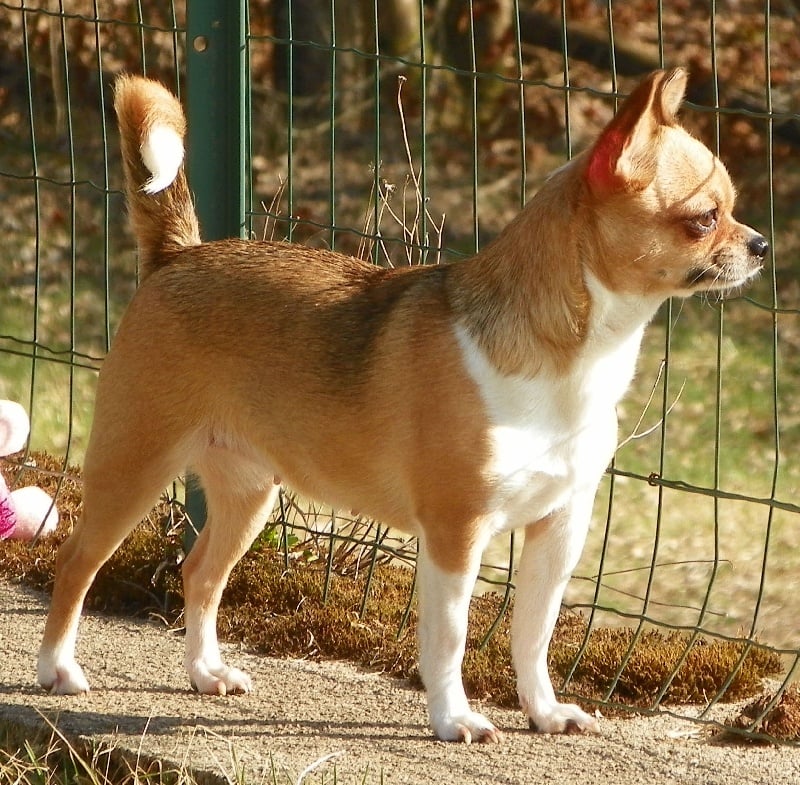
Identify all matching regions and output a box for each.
[260,177,289,242]
[295,751,346,785]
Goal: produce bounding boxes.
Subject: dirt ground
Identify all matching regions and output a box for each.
[2,581,800,784]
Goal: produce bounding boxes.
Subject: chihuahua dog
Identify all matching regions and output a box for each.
[38,69,766,743]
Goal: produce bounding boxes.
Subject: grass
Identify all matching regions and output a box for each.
[0,715,386,784]
[0,143,132,461]
[0,716,197,785]
[3,27,799,651]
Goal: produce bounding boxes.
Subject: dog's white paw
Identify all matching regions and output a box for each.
[432,710,504,744]
[526,701,598,734]
[38,656,90,695]
[187,661,252,696]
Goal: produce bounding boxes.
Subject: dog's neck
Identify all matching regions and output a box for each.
[447,159,663,379]
[582,271,663,353]
[446,162,588,377]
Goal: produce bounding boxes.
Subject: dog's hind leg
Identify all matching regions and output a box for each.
[38,431,187,694]
[181,448,280,695]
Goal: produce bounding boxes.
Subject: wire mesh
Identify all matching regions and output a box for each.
[1,0,799,740]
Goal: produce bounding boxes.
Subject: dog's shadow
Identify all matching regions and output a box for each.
[0,689,433,743]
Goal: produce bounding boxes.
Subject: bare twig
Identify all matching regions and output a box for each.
[617,361,686,450]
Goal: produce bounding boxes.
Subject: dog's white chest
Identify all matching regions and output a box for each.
[455,315,645,532]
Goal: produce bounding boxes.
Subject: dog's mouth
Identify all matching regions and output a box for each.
[684,257,763,294]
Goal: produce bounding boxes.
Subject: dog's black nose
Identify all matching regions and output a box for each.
[749,234,769,259]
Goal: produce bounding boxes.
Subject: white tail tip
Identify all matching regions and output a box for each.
[139,124,184,194]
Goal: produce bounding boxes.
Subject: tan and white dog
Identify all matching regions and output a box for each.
[38,69,766,743]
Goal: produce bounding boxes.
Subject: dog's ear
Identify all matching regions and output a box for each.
[586,68,688,194]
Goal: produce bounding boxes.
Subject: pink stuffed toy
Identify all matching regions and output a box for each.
[0,400,58,540]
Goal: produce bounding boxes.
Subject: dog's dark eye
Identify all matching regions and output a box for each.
[691,208,718,235]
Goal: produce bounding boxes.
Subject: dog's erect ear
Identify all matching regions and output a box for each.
[655,67,688,123]
[586,68,688,194]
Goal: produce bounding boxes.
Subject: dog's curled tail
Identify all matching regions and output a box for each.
[114,74,200,281]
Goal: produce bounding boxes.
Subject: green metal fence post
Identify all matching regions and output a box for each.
[184,0,247,546]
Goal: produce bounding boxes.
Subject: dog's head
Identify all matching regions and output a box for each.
[581,68,766,298]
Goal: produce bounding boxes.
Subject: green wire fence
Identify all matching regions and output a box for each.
[1,0,799,741]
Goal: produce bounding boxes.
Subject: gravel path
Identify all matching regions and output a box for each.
[2,581,799,784]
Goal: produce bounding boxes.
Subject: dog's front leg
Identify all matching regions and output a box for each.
[416,540,503,743]
[512,495,599,734]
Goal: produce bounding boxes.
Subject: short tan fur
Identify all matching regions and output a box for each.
[38,69,766,744]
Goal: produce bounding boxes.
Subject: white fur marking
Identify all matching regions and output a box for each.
[449,273,664,734]
[454,272,662,535]
[139,124,183,194]
[512,493,598,732]
[417,545,499,742]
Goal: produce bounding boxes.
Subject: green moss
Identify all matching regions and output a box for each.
[551,627,781,706]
